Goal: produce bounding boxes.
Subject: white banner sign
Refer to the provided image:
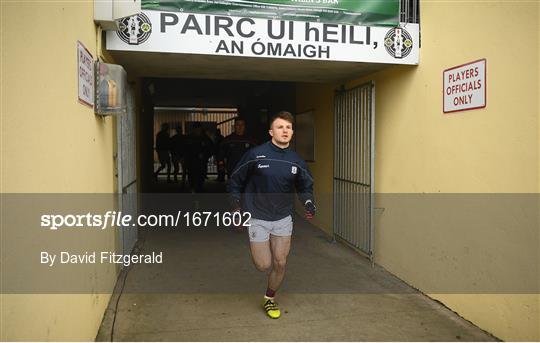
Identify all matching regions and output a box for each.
[77,41,94,107]
[106,11,419,65]
[443,59,486,114]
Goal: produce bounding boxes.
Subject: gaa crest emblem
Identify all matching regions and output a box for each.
[116,13,152,45]
[384,27,413,59]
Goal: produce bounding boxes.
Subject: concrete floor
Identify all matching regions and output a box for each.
[97,181,497,341]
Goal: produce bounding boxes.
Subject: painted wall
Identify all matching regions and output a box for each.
[297,0,539,340]
[296,83,336,232]
[1,2,120,340]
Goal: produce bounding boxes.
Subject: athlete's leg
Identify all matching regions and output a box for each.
[154,162,165,181]
[172,156,179,182]
[180,160,187,187]
[249,241,272,273]
[248,219,285,319]
[267,235,291,291]
[155,151,169,181]
[165,158,172,182]
[154,163,164,173]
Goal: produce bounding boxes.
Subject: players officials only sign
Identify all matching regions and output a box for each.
[443,59,486,114]
[77,41,94,108]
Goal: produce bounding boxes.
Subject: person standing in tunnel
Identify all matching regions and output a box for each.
[153,122,172,183]
[184,122,214,192]
[218,118,257,179]
[228,111,316,319]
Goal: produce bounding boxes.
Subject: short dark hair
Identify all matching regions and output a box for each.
[234,117,246,124]
[269,111,294,128]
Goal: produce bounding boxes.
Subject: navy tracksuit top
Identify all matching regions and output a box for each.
[227,140,315,221]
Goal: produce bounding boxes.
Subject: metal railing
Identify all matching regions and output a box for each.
[333,83,375,258]
[153,108,238,172]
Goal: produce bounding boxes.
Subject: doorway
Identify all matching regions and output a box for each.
[139,78,296,193]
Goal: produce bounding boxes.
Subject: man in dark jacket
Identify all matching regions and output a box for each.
[218,118,257,179]
[227,111,316,319]
[184,122,214,192]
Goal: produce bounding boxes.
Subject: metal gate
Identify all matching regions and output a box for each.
[333,82,375,258]
[117,84,138,255]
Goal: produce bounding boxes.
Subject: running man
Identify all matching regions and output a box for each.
[228,111,316,319]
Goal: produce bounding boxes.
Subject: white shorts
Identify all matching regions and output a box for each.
[248,215,293,242]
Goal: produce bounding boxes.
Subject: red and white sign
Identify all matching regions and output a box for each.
[443,59,486,113]
[77,41,94,108]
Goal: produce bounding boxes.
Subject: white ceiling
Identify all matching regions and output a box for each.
[107,50,393,83]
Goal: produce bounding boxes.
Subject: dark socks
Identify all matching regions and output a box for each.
[265,288,276,298]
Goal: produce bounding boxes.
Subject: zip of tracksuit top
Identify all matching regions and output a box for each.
[227,140,315,221]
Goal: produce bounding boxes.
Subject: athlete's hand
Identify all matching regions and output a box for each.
[304,200,316,220]
[231,198,244,232]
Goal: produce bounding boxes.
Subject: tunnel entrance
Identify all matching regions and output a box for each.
[140,78,296,193]
[134,76,375,255]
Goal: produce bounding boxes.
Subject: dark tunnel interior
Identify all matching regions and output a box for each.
[140,78,297,193]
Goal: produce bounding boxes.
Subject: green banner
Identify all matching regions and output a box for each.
[142,0,400,27]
